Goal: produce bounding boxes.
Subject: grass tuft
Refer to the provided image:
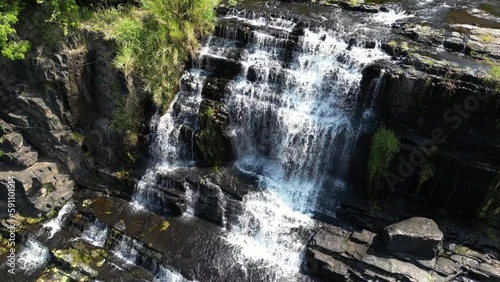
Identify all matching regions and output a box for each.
[82,0,218,113]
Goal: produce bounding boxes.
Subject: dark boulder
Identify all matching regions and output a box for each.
[382,217,443,259]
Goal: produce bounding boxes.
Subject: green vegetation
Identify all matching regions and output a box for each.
[80,0,219,145]
[83,0,218,112]
[15,213,45,225]
[71,132,85,145]
[3,0,219,159]
[349,0,359,6]
[0,0,79,60]
[478,171,500,221]
[479,33,494,43]
[0,234,10,255]
[53,247,107,269]
[115,170,130,179]
[417,162,434,192]
[454,245,470,255]
[423,58,435,67]
[487,64,500,85]
[197,104,226,166]
[401,41,409,51]
[368,126,400,193]
[0,1,30,60]
[160,220,170,231]
[43,182,56,193]
[206,106,215,117]
[387,40,398,48]
[485,62,500,98]
[227,0,238,6]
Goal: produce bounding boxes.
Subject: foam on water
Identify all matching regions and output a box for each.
[80,218,109,247]
[371,8,414,25]
[17,238,50,272]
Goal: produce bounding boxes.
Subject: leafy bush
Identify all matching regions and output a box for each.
[0,1,31,59]
[0,0,79,60]
[368,126,400,192]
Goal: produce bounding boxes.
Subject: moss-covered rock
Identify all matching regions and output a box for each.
[195,99,234,167]
[368,126,400,193]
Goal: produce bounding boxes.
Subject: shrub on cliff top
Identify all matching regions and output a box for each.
[83,0,218,111]
[368,126,400,193]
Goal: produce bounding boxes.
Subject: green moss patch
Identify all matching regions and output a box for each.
[368,126,400,193]
[160,220,170,231]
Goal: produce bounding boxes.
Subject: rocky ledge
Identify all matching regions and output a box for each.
[305,217,500,281]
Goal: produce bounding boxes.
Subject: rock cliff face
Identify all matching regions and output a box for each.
[355,22,500,227]
[304,218,500,282]
[0,30,140,217]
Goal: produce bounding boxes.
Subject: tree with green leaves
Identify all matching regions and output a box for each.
[0,0,79,60]
[0,1,30,59]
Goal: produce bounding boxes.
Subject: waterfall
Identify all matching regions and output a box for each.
[17,238,50,272]
[111,236,141,265]
[132,64,207,211]
[133,6,392,281]
[80,218,109,247]
[220,12,388,280]
[42,200,75,239]
[131,37,223,211]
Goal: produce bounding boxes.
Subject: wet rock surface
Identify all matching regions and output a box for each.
[0,30,141,217]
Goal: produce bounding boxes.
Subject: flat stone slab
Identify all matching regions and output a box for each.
[383,217,443,259]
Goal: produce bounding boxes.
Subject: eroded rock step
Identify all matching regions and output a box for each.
[305,217,500,282]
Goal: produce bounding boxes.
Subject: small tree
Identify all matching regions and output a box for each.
[0,0,79,60]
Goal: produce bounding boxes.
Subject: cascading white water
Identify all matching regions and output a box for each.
[371,8,414,25]
[131,6,393,281]
[42,200,75,239]
[219,13,389,280]
[80,218,109,247]
[132,64,207,211]
[155,266,190,282]
[111,236,141,265]
[17,238,50,272]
